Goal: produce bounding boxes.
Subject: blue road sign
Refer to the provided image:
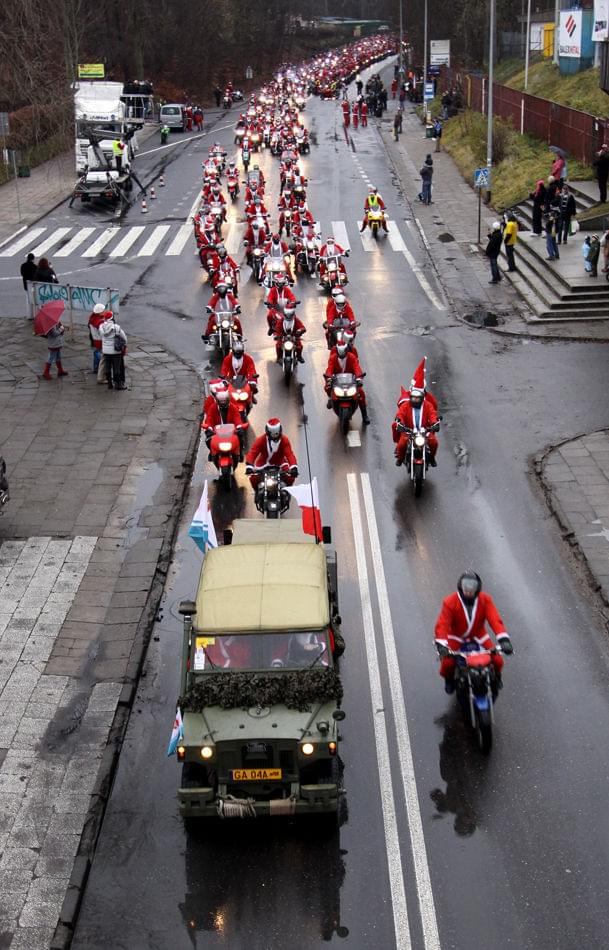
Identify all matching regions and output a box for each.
[474,167,490,188]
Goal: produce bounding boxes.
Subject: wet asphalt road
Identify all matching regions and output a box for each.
[7,64,609,950]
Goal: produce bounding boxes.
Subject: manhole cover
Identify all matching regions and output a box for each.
[464,309,504,328]
[438,232,455,242]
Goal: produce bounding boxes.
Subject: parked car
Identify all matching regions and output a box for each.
[159,103,186,131]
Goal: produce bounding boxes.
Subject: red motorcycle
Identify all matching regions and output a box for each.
[207,423,242,490]
[227,171,239,201]
[326,372,362,434]
[226,374,256,419]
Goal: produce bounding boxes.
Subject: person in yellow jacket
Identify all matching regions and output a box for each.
[503,212,518,272]
[112,139,125,173]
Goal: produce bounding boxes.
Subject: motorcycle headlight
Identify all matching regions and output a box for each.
[414,435,426,447]
[306,240,314,249]
[238,392,248,401]
[218,441,233,451]
[221,319,230,329]
[346,385,357,396]
[333,387,345,397]
[284,341,294,351]
[254,249,262,256]
[329,263,337,271]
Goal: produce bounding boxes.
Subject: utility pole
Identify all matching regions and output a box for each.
[423,0,428,118]
[524,0,532,89]
[486,0,495,203]
[553,0,560,65]
[399,0,403,74]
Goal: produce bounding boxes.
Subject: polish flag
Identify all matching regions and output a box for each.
[286,478,322,538]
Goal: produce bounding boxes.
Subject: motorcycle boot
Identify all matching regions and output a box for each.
[360,404,371,425]
[444,678,455,695]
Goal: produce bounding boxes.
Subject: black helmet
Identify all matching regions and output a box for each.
[232,340,245,358]
[457,572,481,603]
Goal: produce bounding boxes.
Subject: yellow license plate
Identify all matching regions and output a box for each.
[229,768,283,781]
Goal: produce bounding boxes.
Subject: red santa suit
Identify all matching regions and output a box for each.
[392,398,439,463]
[202,399,245,435]
[325,297,356,325]
[219,351,258,386]
[352,101,359,129]
[246,434,298,488]
[319,241,348,282]
[266,285,297,330]
[245,199,269,221]
[360,101,368,126]
[204,293,242,338]
[273,314,306,359]
[341,99,351,127]
[324,349,366,405]
[434,592,507,680]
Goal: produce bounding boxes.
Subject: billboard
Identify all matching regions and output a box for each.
[77,64,105,79]
[593,0,609,41]
[430,40,450,66]
[559,10,582,57]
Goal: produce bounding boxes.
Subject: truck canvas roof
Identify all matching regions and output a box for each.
[194,542,330,633]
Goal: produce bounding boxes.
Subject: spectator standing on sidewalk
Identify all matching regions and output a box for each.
[34,257,58,284]
[550,151,565,182]
[99,313,128,390]
[544,175,560,213]
[420,155,433,205]
[88,303,106,373]
[393,109,403,139]
[601,227,609,273]
[41,321,68,379]
[213,85,222,107]
[503,212,518,271]
[529,179,546,235]
[594,144,609,203]
[20,252,37,313]
[485,221,503,284]
[557,184,577,245]
[433,117,443,152]
[544,210,560,261]
[582,235,600,276]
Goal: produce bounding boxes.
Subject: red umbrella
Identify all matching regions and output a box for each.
[34,299,65,336]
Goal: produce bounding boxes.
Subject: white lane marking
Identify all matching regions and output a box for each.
[331,220,350,252]
[82,227,121,257]
[137,224,170,256]
[165,223,192,256]
[137,122,234,157]
[414,218,431,251]
[360,227,376,252]
[0,227,46,257]
[224,222,245,257]
[347,430,361,448]
[361,473,442,950]
[31,227,72,257]
[0,225,27,251]
[401,244,445,311]
[54,227,96,257]
[109,226,145,258]
[347,474,411,950]
[387,225,408,253]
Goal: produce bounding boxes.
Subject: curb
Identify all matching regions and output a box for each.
[49,355,202,949]
[534,432,609,620]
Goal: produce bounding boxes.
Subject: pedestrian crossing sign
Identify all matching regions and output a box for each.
[474,167,490,188]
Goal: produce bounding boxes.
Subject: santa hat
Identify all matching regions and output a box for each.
[410,356,427,392]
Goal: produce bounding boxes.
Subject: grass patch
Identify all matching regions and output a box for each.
[505,60,609,115]
[441,110,594,209]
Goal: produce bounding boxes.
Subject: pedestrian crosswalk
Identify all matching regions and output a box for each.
[0,219,422,263]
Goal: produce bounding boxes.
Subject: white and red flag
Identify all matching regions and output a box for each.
[286,477,322,538]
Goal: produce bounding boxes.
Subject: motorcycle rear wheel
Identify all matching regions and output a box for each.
[476,709,493,756]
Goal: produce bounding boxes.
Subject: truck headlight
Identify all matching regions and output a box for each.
[301,742,315,756]
[200,745,214,760]
[177,745,186,762]
[328,742,337,756]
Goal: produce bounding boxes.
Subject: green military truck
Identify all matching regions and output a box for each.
[176,519,345,821]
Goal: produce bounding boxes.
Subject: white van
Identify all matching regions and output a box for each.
[160,103,186,131]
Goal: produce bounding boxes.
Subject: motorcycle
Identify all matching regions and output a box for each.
[226,374,256,419]
[0,457,9,510]
[275,331,299,382]
[227,172,239,201]
[281,208,293,238]
[326,372,361,434]
[294,233,320,277]
[367,206,386,238]
[262,257,291,300]
[160,125,170,144]
[254,465,292,519]
[439,642,509,756]
[241,141,251,172]
[209,203,225,236]
[207,423,242,490]
[324,317,360,349]
[247,245,265,284]
[319,257,349,293]
[223,92,233,109]
[395,420,440,497]
[204,309,241,357]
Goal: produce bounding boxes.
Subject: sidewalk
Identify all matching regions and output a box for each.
[380,102,609,341]
[0,321,200,949]
[0,123,159,247]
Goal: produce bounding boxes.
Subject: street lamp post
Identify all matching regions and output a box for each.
[423,0,428,119]
[486,0,495,202]
[524,0,532,90]
[399,0,403,74]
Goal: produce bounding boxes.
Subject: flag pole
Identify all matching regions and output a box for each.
[297,383,320,544]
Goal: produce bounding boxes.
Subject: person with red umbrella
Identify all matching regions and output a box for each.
[34,300,68,380]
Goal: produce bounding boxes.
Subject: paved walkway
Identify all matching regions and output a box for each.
[0,322,200,948]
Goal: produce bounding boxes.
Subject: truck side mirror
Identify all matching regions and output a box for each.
[322,525,332,544]
[178,600,196,616]
[223,528,233,545]
[332,709,346,721]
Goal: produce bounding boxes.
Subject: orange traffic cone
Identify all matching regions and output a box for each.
[150,186,156,199]
[159,174,165,187]
[141,198,148,213]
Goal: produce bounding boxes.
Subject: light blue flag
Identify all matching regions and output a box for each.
[166,706,184,757]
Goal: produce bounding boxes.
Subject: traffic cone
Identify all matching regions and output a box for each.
[159,174,165,187]
[150,186,156,200]
[141,198,148,213]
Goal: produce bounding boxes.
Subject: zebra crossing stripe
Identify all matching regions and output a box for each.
[224,223,244,257]
[109,226,145,257]
[166,223,192,256]
[387,225,408,253]
[54,227,96,257]
[360,227,376,252]
[331,220,350,252]
[138,225,171,256]
[82,228,121,257]
[0,228,46,257]
[32,227,73,257]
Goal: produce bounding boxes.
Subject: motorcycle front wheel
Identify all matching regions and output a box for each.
[219,468,233,491]
[475,708,493,756]
[413,465,424,497]
[339,406,350,435]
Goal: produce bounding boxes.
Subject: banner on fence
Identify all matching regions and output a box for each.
[559,10,582,57]
[593,0,609,41]
[30,282,120,332]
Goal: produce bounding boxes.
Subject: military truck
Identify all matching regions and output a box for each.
[176,518,345,821]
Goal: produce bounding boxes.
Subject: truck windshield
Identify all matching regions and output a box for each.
[192,632,331,672]
[76,120,121,138]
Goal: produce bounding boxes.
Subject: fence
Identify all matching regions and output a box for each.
[442,66,607,165]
